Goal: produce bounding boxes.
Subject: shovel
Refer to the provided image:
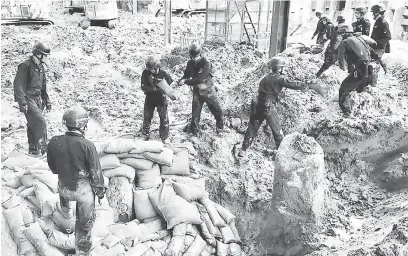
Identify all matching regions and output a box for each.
[308,80,329,97]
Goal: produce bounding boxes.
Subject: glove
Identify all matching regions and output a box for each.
[19,105,28,114]
[46,104,52,111]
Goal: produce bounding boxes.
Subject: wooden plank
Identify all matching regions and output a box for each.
[268,0,290,58]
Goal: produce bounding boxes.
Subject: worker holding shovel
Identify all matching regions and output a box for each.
[47,106,105,256]
[238,57,320,158]
[13,42,52,157]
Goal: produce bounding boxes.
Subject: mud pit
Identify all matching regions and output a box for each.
[2,5,408,256]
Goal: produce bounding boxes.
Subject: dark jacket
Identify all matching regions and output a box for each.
[47,131,105,196]
[352,17,371,36]
[336,36,378,73]
[13,56,50,108]
[257,73,306,104]
[182,57,213,91]
[371,16,391,50]
[141,69,173,95]
[313,18,326,38]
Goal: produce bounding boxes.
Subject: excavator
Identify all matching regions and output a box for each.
[1,0,54,25]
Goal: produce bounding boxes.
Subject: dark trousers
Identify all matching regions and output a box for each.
[316,47,335,77]
[142,94,169,140]
[242,100,284,151]
[372,48,387,86]
[190,89,223,135]
[339,66,371,115]
[58,180,95,255]
[24,96,47,153]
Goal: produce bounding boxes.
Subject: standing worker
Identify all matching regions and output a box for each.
[316,16,338,77]
[13,42,52,156]
[335,25,378,118]
[179,43,226,136]
[370,3,391,79]
[238,57,317,157]
[312,11,327,46]
[352,7,371,36]
[141,56,173,144]
[47,106,105,256]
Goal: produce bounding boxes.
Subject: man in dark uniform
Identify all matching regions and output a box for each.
[238,57,317,157]
[13,42,52,156]
[316,16,339,77]
[370,3,391,80]
[179,43,225,136]
[336,15,346,25]
[47,106,105,256]
[352,7,371,36]
[141,56,172,144]
[335,25,379,118]
[312,11,327,46]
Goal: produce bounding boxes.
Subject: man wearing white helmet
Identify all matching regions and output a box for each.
[47,106,105,256]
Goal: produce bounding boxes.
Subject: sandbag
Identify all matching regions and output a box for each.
[21,174,36,187]
[199,198,226,227]
[109,218,164,240]
[103,164,136,182]
[142,247,162,256]
[161,151,190,176]
[121,158,155,170]
[106,176,134,223]
[2,149,40,169]
[359,35,377,46]
[136,164,162,189]
[164,224,187,256]
[203,245,216,255]
[117,153,145,159]
[2,194,20,209]
[196,203,222,238]
[125,242,150,256]
[161,176,205,190]
[143,147,174,166]
[100,154,121,170]
[330,90,339,102]
[182,234,196,253]
[30,169,59,193]
[140,230,170,243]
[26,161,50,171]
[47,228,75,250]
[4,174,23,188]
[93,140,110,155]
[102,234,121,249]
[34,180,59,217]
[148,179,177,215]
[14,185,26,195]
[230,220,241,243]
[157,77,178,100]
[52,209,75,234]
[172,182,207,202]
[23,221,65,256]
[93,197,114,242]
[37,217,58,236]
[142,216,161,223]
[185,224,198,237]
[220,225,236,244]
[158,197,203,229]
[215,203,235,224]
[183,232,206,256]
[216,241,229,256]
[104,139,137,154]
[133,188,159,221]
[21,205,36,226]
[197,212,216,246]
[26,195,41,209]
[229,243,242,256]
[104,243,126,256]
[173,223,188,236]
[130,140,164,154]
[172,142,197,156]
[19,187,36,198]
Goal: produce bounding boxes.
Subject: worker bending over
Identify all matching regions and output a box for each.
[179,43,226,136]
[141,56,173,144]
[336,25,378,118]
[238,57,317,157]
[13,42,52,156]
[352,7,371,36]
[47,106,105,256]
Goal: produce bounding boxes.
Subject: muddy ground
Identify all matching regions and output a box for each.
[1,4,408,256]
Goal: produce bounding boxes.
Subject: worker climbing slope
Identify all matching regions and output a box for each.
[141,56,173,144]
[312,11,327,47]
[179,43,227,136]
[47,106,105,256]
[352,7,371,36]
[238,57,318,157]
[316,16,340,78]
[13,42,52,157]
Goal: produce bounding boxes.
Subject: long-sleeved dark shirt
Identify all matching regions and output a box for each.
[257,73,306,104]
[47,131,104,195]
[181,57,213,89]
[352,17,371,36]
[13,56,50,108]
[141,69,173,95]
[313,18,326,37]
[371,16,391,50]
[336,36,378,72]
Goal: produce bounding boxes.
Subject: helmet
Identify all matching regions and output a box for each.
[321,16,330,22]
[62,106,89,129]
[371,3,385,13]
[336,15,345,22]
[145,56,161,70]
[188,43,201,57]
[267,57,286,69]
[315,11,322,16]
[32,42,50,56]
[337,24,353,33]
[355,6,367,14]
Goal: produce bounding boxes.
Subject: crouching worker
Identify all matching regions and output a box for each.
[47,106,105,256]
[141,56,173,144]
[179,43,226,136]
[238,57,317,157]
